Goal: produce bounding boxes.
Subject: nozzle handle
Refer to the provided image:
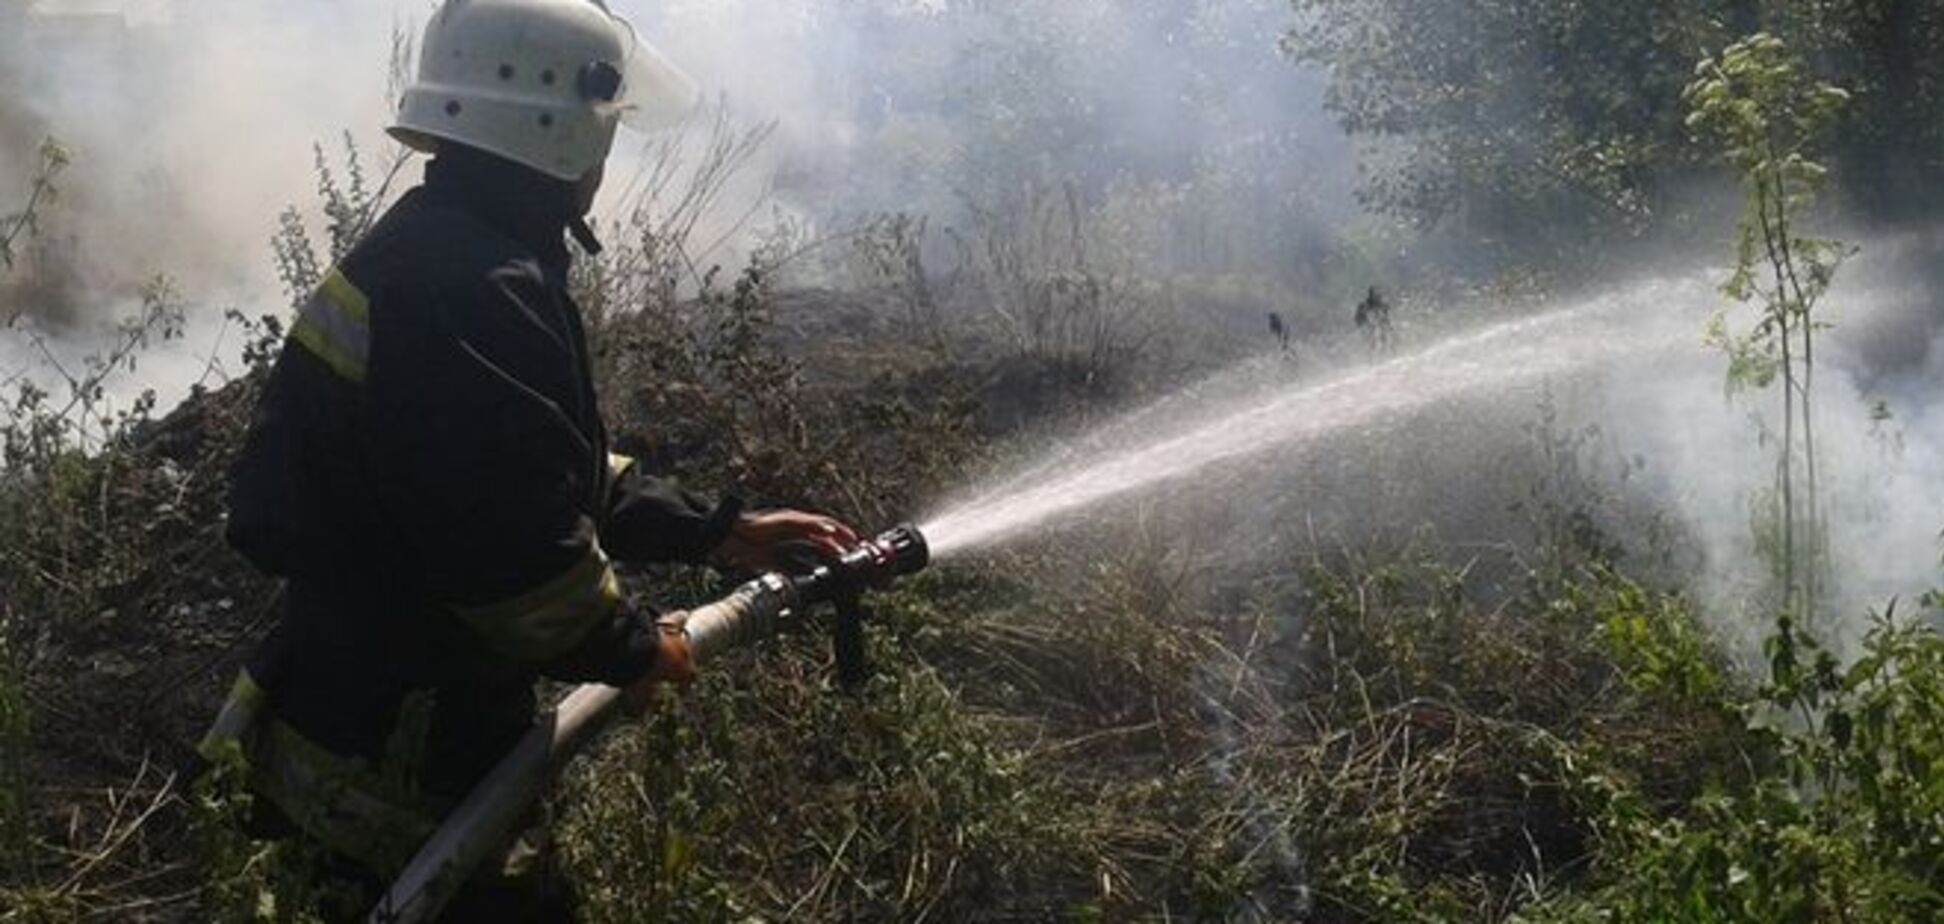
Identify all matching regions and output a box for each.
[832,592,870,689]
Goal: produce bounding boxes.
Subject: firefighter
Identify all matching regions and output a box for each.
[199,1,857,918]
[1354,285,1393,353]
[1267,311,1290,353]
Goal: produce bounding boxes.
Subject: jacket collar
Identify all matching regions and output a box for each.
[420,149,583,274]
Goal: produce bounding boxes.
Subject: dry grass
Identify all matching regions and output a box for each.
[9,117,1928,924]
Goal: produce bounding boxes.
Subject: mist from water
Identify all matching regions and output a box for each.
[920,246,1944,650]
[920,277,1707,556]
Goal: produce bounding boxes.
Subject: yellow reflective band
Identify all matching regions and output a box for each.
[453,544,623,660]
[290,268,372,383]
[199,668,441,874]
[607,452,637,480]
[197,668,268,761]
[250,719,440,875]
[319,268,370,322]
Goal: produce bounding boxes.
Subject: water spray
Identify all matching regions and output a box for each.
[920,288,1704,557]
[370,524,931,924]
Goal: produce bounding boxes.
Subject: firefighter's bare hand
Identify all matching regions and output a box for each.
[710,509,860,571]
[624,615,695,712]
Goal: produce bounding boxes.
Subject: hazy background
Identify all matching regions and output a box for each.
[0,0,1356,328]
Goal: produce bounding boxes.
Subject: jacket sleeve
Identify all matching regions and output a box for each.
[364,263,657,686]
[601,453,742,565]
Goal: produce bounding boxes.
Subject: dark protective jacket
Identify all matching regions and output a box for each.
[214,150,738,869]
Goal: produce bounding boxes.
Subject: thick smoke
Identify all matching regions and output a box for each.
[0,1,401,326]
[0,0,405,403]
[628,0,1356,273]
[1597,231,1944,652]
[2,0,1352,384]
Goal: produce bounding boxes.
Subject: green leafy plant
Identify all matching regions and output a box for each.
[1685,33,1852,623]
[269,134,414,310]
[1546,606,1944,923]
[0,138,68,291]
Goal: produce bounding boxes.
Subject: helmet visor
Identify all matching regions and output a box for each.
[609,16,699,131]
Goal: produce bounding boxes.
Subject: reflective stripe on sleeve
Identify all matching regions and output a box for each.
[452,543,623,660]
[199,671,441,874]
[250,718,440,875]
[607,452,636,480]
[197,668,268,761]
[290,268,372,383]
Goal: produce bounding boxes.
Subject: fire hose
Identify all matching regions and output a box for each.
[367,524,930,924]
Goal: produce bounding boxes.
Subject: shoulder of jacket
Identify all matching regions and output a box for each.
[340,193,546,304]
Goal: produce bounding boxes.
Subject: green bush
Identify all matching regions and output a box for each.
[1544,610,1944,922]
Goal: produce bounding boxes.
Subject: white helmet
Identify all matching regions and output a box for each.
[390,0,698,181]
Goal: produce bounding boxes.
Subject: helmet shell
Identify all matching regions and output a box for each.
[392,0,634,180]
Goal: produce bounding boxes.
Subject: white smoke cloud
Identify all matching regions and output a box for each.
[2,0,403,313]
[1599,229,1944,653]
[1,0,409,419]
[3,0,1350,390]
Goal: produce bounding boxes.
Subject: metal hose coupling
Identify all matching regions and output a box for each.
[676,524,929,667]
[681,572,799,665]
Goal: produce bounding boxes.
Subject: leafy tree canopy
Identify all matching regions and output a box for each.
[1287,0,1944,267]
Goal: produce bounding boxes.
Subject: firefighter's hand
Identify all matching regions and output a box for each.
[710,509,860,571]
[624,615,695,712]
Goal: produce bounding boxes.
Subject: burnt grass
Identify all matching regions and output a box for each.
[2,277,1759,921]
